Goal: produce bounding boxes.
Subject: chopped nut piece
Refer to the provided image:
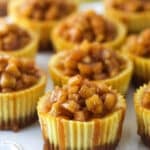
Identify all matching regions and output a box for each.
[68,75,83,86]
[104,93,117,111]
[62,100,80,113]
[1,73,16,89]
[68,85,79,94]
[86,94,103,114]
[5,64,21,77]
[78,63,92,76]
[79,84,96,98]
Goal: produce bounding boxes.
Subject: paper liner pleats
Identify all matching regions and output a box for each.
[0,75,46,131]
[38,94,126,150]
[48,53,133,95]
[134,84,150,147]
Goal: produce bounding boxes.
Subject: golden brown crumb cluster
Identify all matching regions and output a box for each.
[19,0,76,21]
[142,84,150,109]
[0,56,40,93]
[0,23,30,51]
[124,29,150,57]
[58,11,116,43]
[109,0,150,12]
[58,43,125,80]
[44,76,118,121]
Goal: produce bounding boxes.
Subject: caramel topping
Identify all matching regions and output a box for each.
[0,23,30,51]
[109,0,150,12]
[44,76,118,121]
[58,43,125,80]
[0,56,40,93]
[20,0,76,21]
[142,84,150,109]
[58,11,116,43]
[124,29,150,57]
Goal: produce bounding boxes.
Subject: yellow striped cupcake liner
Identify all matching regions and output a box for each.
[51,15,127,52]
[48,52,133,95]
[38,93,126,150]
[0,28,39,58]
[123,52,150,84]
[0,74,46,131]
[9,1,77,48]
[105,1,150,32]
[134,84,150,147]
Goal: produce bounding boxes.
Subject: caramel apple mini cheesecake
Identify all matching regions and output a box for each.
[134,83,150,147]
[0,19,38,58]
[38,76,126,150]
[105,0,150,32]
[9,0,77,49]
[49,42,133,94]
[0,56,46,131]
[51,10,126,52]
[122,28,150,84]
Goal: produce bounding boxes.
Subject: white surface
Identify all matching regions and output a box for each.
[0,2,149,150]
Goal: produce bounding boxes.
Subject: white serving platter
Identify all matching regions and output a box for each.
[0,2,149,150]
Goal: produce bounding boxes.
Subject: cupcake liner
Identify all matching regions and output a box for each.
[0,28,39,58]
[0,75,46,131]
[134,84,150,147]
[105,2,150,32]
[48,53,133,95]
[38,94,126,150]
[125,52,150,84]
[51,16,127,52]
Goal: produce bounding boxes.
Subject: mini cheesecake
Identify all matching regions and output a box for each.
[134,83,150,147]
[9,0,77,49]
[38,76,126,150]
[0,56,46,131]
[51,10,126,51]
